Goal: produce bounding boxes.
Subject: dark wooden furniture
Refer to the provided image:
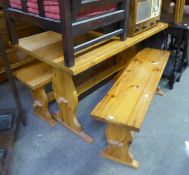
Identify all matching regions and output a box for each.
[0,10,40,83]
[161,0,189,24]
[164,25,189,89]
[160,2,189,89]
[0,34,25,125]
[143,23,189,89]
[2,0,130,67]
[128,0,162,36]
[0,32,25,175]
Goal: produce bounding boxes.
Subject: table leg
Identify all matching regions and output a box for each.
[52,68,93,144]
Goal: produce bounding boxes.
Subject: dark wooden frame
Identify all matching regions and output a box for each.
[0,32,26,125]
[161,0,189,24]
[2,0,130,67]
[128,0,162,36]
[0,32,25,175]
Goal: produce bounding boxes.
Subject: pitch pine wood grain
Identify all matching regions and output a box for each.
[76,47,137,95]
[91,48,170,131]
[13,62,53,90]
[18,23,168,75]
[52,68,93,143]
[126,49,170,131]
[101,124,139,168]
[13,62,55,126]
[32,87,57,126]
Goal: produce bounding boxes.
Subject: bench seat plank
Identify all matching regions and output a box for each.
[91,48,170,131]
[127,49,170,131]
[14,62,53,90]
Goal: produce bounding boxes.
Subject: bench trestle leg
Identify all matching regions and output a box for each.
[52,68,93,144]
[32,87,57,126]
[101,124,139,168]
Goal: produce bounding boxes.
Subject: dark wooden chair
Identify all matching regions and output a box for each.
[2,0,130,67]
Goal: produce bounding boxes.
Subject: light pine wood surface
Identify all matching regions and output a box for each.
[13,62,53,90]
[101,124,139,168]
[14,62,56,126]
[91,48,170,131]
[32,87,57,126]
[52,68,93,143]
[15,22,168,143]
[91,48,170,167]
[18,23,168,76]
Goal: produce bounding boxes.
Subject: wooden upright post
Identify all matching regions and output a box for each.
[59,0,75,67]
[52,68,93,143]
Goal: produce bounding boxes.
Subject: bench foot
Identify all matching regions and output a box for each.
[53,113,93,144]
[155,86,164,96]
[101,150,139,169]
[33,111,56,127]
[32,88,57,126]
[102,124,139,168]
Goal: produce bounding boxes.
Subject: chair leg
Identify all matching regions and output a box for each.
[101,124,139,169]
[4,16,18,44]
[32,87,56,126]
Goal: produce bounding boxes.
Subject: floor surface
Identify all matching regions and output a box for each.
[1,69,189,175]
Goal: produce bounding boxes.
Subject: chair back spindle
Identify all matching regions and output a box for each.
[37,0,45,17]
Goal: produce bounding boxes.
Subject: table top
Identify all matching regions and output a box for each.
[17,22,168,76]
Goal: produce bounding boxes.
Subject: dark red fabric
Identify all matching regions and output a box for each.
[10,0,117,20]
[10,0,22,9]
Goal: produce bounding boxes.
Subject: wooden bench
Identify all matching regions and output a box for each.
[91,48,170,168]
[13,62,56,126]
